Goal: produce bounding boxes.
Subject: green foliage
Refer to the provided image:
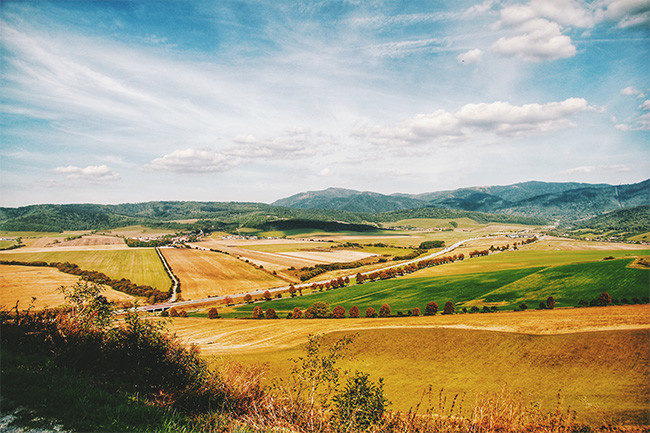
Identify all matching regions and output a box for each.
[376,207,546,225]
[309,301,331,318]
[419,240,445,249]
[333,372,388,430]
[58,279,114,329]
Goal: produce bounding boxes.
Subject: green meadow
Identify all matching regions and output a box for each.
[227,255,649,317]
[0,249,170,290]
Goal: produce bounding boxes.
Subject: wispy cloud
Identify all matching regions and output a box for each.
[560,164,631,174]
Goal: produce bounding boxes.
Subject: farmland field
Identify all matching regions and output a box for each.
[0,264,138,309]
[225,254,649,317]
[167,305,650,425]
[160,248,286,299]
[0,248,170,290]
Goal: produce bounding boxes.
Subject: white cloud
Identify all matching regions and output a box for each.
[640,100,650,110]
[598,0,650,28]
[230,128,325,159]
[621,86,645,97]
[463,0,496,17]
[145,149,240,173]
[318,167,334,177]
[354,98,590,145]
[53,165,119,182]
[561,164,631,174]
[366,38,451,58]
[457,48,483,64]
[498,0,595,28]
[491,18,576,61]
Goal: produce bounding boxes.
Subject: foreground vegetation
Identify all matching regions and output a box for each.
[3,281,648,432]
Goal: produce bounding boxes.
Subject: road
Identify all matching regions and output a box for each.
[155,247,179,302]
[137,236,488,312]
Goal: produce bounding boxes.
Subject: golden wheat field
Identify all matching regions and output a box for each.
[0,264,138,310]
[160,247,286,299]
[164,305,650,425]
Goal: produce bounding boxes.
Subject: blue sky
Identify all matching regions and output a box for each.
[1,0,648,206]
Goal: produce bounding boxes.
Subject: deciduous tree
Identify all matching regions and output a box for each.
[379,304,391,317]
[265,308,278,319]
[349,305,360,318]
[425,301,438,316]
[252,306,264,319]
[332,305,346,318]
[443,301,455,315]
[208,307,219,319]
[365,307,377,318]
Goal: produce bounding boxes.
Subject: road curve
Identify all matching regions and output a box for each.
[137,236,489,312]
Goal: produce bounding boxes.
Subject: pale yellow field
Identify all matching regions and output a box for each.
[100,225,176,238]
[160,248,286,299]
[167,304,650,356]
[0,264,137,310]
[192,239,376,271]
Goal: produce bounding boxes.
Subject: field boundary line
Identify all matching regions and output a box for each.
[156,247,179,302]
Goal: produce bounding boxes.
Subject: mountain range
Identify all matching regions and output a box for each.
[272,179,650,221]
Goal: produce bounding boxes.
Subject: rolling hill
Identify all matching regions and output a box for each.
[273,179,650,221]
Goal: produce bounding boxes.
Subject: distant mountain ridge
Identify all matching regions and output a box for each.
[272,179,650,221]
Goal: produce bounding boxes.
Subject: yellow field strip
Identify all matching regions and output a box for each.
[166,304,650,356]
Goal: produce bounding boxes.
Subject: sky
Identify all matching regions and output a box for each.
[1,0,649,207]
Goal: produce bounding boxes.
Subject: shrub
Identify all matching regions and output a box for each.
[178,310,188,318]
[424,301,438,316]
[482,306,490,313]
[470,306,480,313]
[244,294,253,304]
[577,299,588,307]
[519,303,528,311]
[263,290,272,301]
[265,308,278,319]
[208,308,219,319]
[349,306,360,318]
[168,307,179,317]
[304,307,315,319]
[365,307,377,318]
[379,304,391,317]
[288,285,297,297]
[412,307,420,316]
[443,301,455,315]
[596,292,612,306]
[538,302,546,310]
[546,296,556,309]
[223,296,233,305]
[333,372,388,430]
[292,307,303,319]
[332,305,346,319]
[309,302,331,318]
[252,306,264,319]
[160,310,169,317]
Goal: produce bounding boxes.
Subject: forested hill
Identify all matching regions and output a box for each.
[0,202,374,232]
[572,205,650,233]
[0,201,545,232]
[273,179,650,221]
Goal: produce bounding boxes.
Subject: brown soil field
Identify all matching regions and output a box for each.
[0,264,137,310]
[160,248,286,300]
[57,235,125,247]
[167,304,650,356]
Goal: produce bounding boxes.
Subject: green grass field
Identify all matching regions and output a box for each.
[0,249,170,290]
[227,256,648,317]
[225,327,649,425]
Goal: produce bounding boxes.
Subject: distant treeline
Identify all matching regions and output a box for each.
[572,205,650,233]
